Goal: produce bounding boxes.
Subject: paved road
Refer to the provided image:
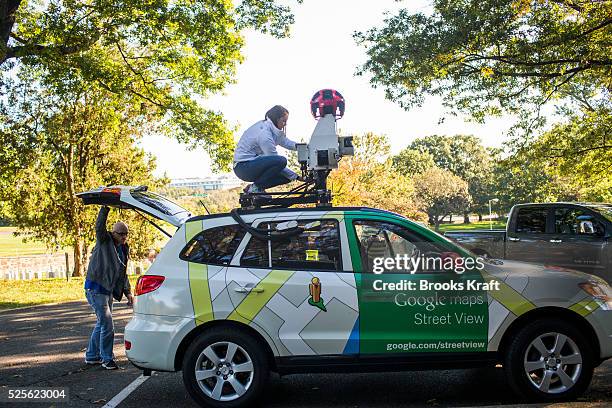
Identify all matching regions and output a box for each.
[1,302,611,407]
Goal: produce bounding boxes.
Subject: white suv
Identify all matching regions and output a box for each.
[78,186,612,407]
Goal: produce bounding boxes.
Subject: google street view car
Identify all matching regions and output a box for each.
[77,185,612,408]
[77,89,611,407]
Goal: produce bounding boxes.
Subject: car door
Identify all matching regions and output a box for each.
[506,206,551,263]
[346,214,489,355]
[546,206,608,274]
[226,214,360,357]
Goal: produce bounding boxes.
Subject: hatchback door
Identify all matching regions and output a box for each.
[77,185,191,227]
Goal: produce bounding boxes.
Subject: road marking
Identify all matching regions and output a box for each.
[102,374,151,408]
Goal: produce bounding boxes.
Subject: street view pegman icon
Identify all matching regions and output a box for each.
[308,277,327,312]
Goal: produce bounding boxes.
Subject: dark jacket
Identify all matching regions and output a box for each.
[85,207,131,301]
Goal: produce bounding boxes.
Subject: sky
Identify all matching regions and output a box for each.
[140,0,515,179]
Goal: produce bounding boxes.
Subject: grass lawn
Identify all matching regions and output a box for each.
[0,276,139,311]
[0,227,64,257]
[436,220,506,232]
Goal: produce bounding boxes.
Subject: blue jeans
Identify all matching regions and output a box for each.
[234,155,293,190]
[85,289,114,362]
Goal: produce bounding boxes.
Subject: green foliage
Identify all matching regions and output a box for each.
[0,67,166,275]
[527,109,612,202]
[356,0,611,123]
[357,1,611,201]
[392,148,435,177]
[329,133,425,220]
[413,167,472,230]
[492,155,578,213]
[157,186,242,215]
[394,135,496,217]
[1,0,300,171]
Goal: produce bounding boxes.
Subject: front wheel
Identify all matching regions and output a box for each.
[504,318,594,402]
[182,328,269,408]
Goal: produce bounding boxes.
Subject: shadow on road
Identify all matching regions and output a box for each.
[0,300,141,407]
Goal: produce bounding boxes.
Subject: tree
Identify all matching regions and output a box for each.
[357,1,612,205]
[394,135,495,222]
[1,0,301,170]
[329,133,425,220]
[392,148,436,177]
[526,109,612,202]
[355,0,611,125]
[413,167,472,231]
[0,68,166,276]
[492,155,578,215]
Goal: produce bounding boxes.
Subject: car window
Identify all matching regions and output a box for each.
[180,225,246,265]
[240,219,342,271]
[515,208,547,233]
[353,220,459,274]
[554,208,605,236]
[130,190,187,216]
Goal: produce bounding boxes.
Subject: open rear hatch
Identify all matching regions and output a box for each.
[76,185,191,228]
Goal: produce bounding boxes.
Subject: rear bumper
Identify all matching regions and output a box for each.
[125,313,196,372]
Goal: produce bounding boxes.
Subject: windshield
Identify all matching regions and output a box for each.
[586,204,612,222]
[130,190,188,216]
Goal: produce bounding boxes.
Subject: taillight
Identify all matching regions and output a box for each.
[135,275,165,296]
[125,340,132,350]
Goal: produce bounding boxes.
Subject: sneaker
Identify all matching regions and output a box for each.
[245,184,267,194]
[101,360,118,370]
[85,358,102,365]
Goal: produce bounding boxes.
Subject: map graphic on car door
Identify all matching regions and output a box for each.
[225,213,360,356]
[346,216,489,354]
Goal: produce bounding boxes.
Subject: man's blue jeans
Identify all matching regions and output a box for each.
[234,155,293,189]
[85,289,114,362]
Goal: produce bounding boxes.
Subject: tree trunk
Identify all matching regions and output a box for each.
[0,1,23,64]
[434,217,441,231]
[72,240,84,277]
[449,214,453,223]
[478,213,483,222]
[463,212,471,224]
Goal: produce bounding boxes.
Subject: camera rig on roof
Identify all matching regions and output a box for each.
[239,89,353,209]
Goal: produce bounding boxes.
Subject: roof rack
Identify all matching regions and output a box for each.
[239,169,334,209]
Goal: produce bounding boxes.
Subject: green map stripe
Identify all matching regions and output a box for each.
[481,270,535,316]
[189,262,213,324]
[569,298,600,316]
[185,220,201,242]
[228,270,294,324]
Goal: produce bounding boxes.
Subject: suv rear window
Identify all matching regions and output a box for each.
[516,208,547,233]
[181,225,246,265]
[240,219,342,271]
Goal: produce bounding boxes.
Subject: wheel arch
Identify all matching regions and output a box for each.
[497,306,600,360]
[174,320,277,372]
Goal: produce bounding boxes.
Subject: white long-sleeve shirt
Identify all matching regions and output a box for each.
[233,118,299,179]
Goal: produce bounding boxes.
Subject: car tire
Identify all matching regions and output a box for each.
[182,327,269,408]
[504,318,594,402]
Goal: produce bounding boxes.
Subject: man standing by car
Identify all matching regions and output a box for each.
[84,206,134,370]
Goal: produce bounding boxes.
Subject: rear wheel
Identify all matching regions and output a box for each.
[182,328,269,408]
[504,318,594,401]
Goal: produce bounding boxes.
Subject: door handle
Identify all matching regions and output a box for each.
[508,237,520,242]
[549,239,562,243]
[234,284,264,294]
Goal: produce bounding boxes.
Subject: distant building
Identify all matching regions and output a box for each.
[169,175,243,191]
